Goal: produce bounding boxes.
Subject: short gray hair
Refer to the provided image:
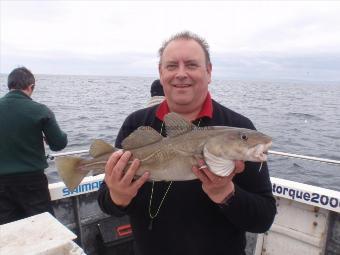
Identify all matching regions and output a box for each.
[158,31,211,66]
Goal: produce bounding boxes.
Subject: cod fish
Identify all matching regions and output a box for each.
[56,112,272,191]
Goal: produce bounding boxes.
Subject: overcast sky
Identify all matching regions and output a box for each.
[1,1,340,81]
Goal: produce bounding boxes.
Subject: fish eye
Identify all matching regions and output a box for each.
[240,134,248,141]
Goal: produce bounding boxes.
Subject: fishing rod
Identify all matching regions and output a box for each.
[47,149,340,165]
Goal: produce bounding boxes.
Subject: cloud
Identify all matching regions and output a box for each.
[1,1,340,80]
[1,50,159,76]
[213,51,340,81]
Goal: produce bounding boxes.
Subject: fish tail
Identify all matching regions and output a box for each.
[55,156,88,191]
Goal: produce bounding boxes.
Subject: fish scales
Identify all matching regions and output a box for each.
[56,113,272,191]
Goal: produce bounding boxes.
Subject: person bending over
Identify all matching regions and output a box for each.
[0,67,68,224]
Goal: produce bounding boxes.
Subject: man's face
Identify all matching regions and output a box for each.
[159,39,212,112]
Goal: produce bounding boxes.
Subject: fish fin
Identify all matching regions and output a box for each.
[89,139,116,158]
[55,156,88,191]
[164,112,194,137]
[123,127,163,150]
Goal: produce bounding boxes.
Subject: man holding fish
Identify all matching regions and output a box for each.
[97,31,276,255]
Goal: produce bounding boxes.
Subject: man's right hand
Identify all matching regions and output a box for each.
[104,150,150,207]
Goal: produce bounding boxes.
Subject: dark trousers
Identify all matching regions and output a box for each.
[0,171,54,225]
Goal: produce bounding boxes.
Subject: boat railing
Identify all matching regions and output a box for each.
[268,150,340,165]
[47,149,340,213]
[47,150,89,160]
[47,149,340,165]
[47,149,340,252]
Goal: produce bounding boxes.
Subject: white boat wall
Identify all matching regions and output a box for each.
[49,174,340,255]
[256,177,340,255]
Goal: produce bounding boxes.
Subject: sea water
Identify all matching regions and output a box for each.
[0,75,339,191]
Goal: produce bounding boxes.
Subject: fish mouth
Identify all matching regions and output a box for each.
[253,142,272,161]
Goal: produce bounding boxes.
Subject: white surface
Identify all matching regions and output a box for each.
[37,241,85,255]
[0,212,82,255]
[49,174,104,201]
[49,174,340,213]
[271,176,340,213]
[255,197,329,255]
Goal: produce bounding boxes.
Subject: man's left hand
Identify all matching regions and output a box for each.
[192,159,245,204]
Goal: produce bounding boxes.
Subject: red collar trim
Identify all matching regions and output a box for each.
[156,92,213,121]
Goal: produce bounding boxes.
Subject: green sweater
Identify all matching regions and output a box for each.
[0,90,68,175]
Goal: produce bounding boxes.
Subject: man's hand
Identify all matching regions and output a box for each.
[104,150,150,207]
[192,159,245,204]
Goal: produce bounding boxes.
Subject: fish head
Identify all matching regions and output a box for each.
[204,128,272,162]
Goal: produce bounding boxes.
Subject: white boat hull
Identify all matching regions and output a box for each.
[47,175,340,255]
